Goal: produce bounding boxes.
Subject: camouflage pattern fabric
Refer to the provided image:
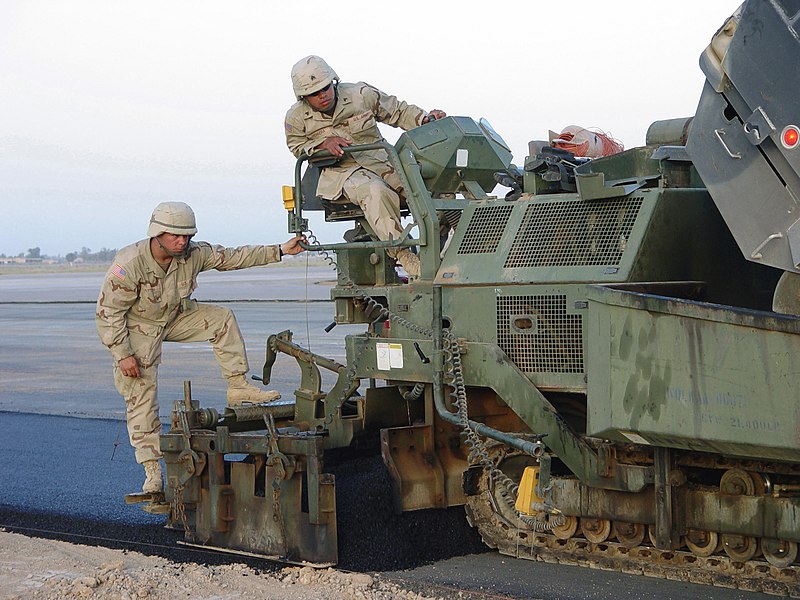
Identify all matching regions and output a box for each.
[342,168,405,258]
[97,239,281,463]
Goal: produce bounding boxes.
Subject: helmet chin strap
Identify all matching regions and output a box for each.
[323,85,338,114]
[156,236,190,259]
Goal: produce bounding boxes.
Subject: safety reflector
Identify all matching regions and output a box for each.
[781,125,800,149]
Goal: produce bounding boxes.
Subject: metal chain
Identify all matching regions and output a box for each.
[442,330,562,531]
[265,414,290,557]
[271,475,289,557]
[172,484,193,540]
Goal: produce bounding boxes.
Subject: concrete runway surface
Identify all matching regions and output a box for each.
[0,265,773,599]
[0,265,350,419]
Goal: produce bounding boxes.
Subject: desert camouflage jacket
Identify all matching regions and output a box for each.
[284,82,426,200]
[96,239,280,361]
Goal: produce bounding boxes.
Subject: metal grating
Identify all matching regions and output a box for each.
[497,295,583,374]
[504,197,643,268]
[458,204,515,254]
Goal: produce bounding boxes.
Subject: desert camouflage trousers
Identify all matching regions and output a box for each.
[342,168,405,258]
[113,302,248,463]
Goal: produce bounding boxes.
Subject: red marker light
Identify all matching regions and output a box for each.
[782,125,800,149]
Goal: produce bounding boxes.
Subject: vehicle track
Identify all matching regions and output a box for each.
[465,484,800,597]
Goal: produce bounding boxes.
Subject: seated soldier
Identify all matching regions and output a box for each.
[284,55,446,278]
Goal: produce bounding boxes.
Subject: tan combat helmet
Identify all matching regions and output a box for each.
[147,201,198,238]
[291,55,338,100]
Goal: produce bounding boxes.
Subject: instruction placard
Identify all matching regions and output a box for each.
[376,342,404,370]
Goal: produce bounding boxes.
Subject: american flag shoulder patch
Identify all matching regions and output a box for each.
[110,263,127,281]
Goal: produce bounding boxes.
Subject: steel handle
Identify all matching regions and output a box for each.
[714,128,742,159]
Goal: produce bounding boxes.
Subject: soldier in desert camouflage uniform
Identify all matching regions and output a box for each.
[284,55,446,278]
[96,201,305,495]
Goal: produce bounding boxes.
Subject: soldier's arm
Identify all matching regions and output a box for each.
[200,236,306,272]
[95,266,139,362]
[285,112,328,158]
[198,242,283,272]
[366,83,427,131]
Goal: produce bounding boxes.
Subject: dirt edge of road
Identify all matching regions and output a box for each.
[0,529,447,600]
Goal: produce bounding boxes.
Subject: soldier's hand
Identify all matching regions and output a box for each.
[119,355,141,378]
[422,109,446,124]
[280,235,307,256]
[317,136,351,157]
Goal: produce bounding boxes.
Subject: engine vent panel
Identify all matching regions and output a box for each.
[504,197,643,268]
[457,204,515,255]
[497,295,584,374]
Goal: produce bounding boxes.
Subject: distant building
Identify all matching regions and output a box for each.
[0,257,44,265]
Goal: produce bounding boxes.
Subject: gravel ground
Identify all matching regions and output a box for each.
[0,529,444,600]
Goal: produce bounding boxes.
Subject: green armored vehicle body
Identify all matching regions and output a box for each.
[161,0,800,591]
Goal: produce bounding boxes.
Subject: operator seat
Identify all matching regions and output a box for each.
[301,163,410,223]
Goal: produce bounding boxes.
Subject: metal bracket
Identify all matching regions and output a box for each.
[743,106,776,146]
[653,447,680,549]
[176,405,205,486]
[787,219,800,268]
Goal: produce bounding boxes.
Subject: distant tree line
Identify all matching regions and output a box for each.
[0,247,118,263]
[65,247,118,263]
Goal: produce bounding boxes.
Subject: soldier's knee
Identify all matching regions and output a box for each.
[368,180,392,196]
[205,304,236,329]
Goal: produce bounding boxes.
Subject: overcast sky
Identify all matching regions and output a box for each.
[0,0,742,257]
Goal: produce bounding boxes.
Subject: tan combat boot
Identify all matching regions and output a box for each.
[226,374,281,406]
[395,248,420,279]
[142,460,163,494]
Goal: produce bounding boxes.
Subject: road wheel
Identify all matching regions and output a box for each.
[613,521,646,548]
[552,515,578,540]
[685,529,720,557]
[719,469,760,562]
[581,518,612,543]
[761,539,798,568]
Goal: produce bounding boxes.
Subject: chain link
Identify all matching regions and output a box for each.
[264,414,290,557]
[270,472,289,557]
[172,483,193,540]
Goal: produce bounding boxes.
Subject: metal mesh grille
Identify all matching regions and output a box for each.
[439,208,463,232]
[458,204,515,254]
[497,295,583,374]
[504,197,643,267]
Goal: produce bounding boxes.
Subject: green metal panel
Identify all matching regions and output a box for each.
[586,285,800,462]
[436,192,658,286]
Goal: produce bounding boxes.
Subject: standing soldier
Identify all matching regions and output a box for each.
[96,201,305,497]
[284,55,445,278]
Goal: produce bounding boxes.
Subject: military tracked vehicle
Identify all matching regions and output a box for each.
[161,1,800,592]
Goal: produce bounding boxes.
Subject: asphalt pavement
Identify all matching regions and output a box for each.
[0,411,767,600]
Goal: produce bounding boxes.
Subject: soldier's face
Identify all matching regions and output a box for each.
[304,82,335,113]
[159,233,191,254]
